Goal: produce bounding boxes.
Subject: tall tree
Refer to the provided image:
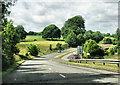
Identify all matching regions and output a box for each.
[42,24,61,39]
[84,39,104,58]
[61,15,86,39]
[91,31,104,43]
[16,25,27,39]
[2,20,20,70]
[116,28,120,41]
[83,30,93,40]
[65,32,77,47]
[77,34,85,46]
[1,0,18,71]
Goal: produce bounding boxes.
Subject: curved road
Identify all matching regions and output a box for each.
[3,48,119,84]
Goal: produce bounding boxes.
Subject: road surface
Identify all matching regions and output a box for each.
[2,48,120,84]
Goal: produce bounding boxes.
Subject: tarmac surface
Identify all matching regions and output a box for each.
[2,48,120,84]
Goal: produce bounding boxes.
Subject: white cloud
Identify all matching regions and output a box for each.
[7,0,119,34]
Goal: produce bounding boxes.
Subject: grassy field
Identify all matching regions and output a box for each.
[61,61,120,72]
[21,35,46,42]
[17,41,66,55]
[21,35,64,42]
[17,35,67,56]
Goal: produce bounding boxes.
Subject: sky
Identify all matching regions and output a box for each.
[7,0,120,34]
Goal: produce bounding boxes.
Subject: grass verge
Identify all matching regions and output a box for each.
[2,60,25,77]
[61,61,120,73]
[54,49,77,58]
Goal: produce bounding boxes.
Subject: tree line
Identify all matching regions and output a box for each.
[1,0,120,71]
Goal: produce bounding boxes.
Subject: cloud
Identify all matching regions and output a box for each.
[7,0,119,34]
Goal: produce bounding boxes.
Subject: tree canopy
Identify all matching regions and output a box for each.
[61,15,86,39]
[83,30,93,40]
[91,31,104,43]
[2,20,20,71]
[42,24,61,38]
[84,39,104,58]
[116,28,120,41]
[65,32,77,47]
[77,34,85,46]
[16,25,27,39]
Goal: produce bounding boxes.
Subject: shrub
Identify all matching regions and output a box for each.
[103,38,112,44]
[117,41,120,46]
[56,43,62,50]
[34,39,37,41]
[117,47,120,55]
[77,34,85,46]
[62,44,69,50]
[112,39,117,45]
[14,47,20,54]
[83,39,104,58]
[108,46,118,55]
[65,32,77,47]
[25,53,29,56]
[49,44,52,51]
[99,37,113,44]
[27,44,40,56]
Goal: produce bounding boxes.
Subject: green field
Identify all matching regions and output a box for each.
[17,35,66,55]
[21,35,46,42]
[21,35,64,42]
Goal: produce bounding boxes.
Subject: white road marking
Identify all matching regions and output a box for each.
[49,68,51,70]
[59,74,66,78]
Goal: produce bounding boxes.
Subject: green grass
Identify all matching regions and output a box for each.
[54,49,77,58]
[104,55,120,59]
[21,35,47,42]
[17,41,66,55]
[61,61,120,72]
[2,60,25,77]
[2,54,38,77]
[21,35,64,42]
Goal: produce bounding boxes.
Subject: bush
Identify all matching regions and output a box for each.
[112,39,117,45]
[65,32,77,47]
[49,44,52,51]
[117,47,120,55]
[27,44,40,56]
[2,55,11,71]
[56,43,62,50]
[34,39,37,41]
[117,41,120,46]
[108,46,118,55]
[62,44,69,50]
[14,47,20,54]
[77,34,85,46]
[25,53,29,56]
[83,39,104,58]
[102,38,112,44]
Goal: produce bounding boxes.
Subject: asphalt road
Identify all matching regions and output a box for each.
[2,48,120,84]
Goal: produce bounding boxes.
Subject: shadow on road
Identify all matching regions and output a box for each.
[3,71,119,84]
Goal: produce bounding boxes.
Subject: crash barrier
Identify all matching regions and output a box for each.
[69,59,120,67]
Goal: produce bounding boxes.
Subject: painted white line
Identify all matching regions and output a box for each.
[59,74,66,78]
[49,68,51,70]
